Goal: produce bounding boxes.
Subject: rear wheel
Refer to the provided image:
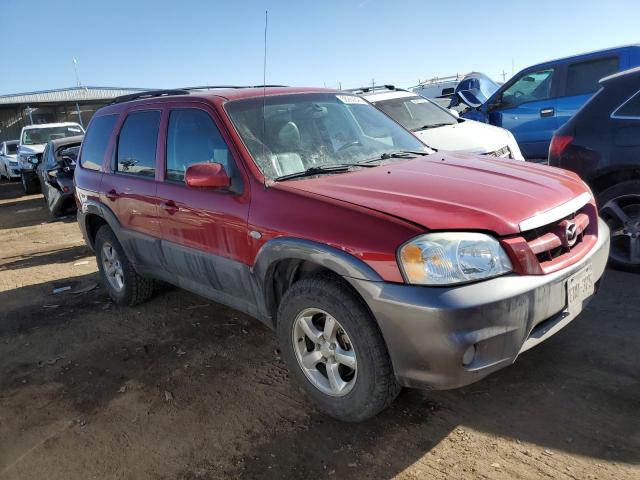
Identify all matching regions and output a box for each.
[598,180,640,273]
[95,225,154,305]
[277,275,400,422]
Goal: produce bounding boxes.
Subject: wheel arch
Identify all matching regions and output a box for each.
[590,167,640,196]
[79,201,135,260]
[252,238,383,327]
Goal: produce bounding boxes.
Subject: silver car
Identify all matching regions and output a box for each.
[0,140,20,180]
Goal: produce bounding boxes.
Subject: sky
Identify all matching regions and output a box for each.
[1,0,639,94]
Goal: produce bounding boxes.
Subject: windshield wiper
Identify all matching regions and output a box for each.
[413,123,454,131]
[273,163,370,182]
[362,150,430,164]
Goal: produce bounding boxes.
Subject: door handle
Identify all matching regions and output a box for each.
[540,107,554,118]
[160,200,179,214]
[106,189,119,201]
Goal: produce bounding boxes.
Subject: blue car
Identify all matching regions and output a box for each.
[456,45,640,159]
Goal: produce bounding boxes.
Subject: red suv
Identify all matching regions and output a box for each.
[75,86,610,421]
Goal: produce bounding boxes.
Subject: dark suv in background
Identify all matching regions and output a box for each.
[549,67,640,272]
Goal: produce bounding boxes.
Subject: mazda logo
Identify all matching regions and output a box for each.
[565,222,578,247]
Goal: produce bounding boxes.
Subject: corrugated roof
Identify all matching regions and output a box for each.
[0,86,149,105]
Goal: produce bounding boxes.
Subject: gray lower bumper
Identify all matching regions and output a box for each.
[347,218,610,390]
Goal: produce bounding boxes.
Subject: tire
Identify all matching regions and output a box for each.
[598,180,640,273]
[277,275,400,422]
[48,202,64,218]
[21,173,39,194]
[95,225,154,305]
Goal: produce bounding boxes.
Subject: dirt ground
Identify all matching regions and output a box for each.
[0,179,638,480]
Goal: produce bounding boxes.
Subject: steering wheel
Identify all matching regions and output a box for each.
[337,140,361,153]
[513,91,525,100]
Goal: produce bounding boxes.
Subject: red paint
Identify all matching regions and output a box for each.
[185,163,230,188]
[75,87,599,282]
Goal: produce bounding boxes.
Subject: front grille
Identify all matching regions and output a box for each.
[484,145,512,159]
[521,205,595,269]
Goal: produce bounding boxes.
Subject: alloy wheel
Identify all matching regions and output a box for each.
[101,242,125,291]
[292,308,357,396]
[601,194,640,266]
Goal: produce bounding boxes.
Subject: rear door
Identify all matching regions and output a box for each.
[155,103,254,313]
[99,107,165,270]
[488,66,558,158]
[555,55,621,132]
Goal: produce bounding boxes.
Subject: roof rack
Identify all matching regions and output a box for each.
[346,84,398,94]
[111,89,190,104]
[182,85,288,90]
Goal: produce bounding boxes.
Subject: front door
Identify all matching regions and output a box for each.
[489,67,558,158]
[155,104,254,313]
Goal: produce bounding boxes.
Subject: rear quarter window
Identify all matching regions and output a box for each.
[80,114,118,171]
[613,90,640,118]
[565,57,619,96]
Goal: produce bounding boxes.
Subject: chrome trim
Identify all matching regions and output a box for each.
[519,192,592,232]
[611,89,640,120]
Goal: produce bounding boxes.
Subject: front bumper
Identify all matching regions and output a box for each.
[347,218,610,390]
[8,165,21,178]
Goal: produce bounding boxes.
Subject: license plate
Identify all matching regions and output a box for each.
[567,264,594,315]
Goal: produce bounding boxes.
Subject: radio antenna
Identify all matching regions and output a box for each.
[261,10,268,189]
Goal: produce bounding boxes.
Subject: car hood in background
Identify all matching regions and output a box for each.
[18,144,46,155]
[414,120,513,155]
[279,154,588,236]
[454,72,501,108]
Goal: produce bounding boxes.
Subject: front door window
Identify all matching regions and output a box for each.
[500,68,555,108]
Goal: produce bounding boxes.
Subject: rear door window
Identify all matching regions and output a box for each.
[116,110,161,177]
[565,57,619,96]
[166,109,232,182]
[80,114,118,171]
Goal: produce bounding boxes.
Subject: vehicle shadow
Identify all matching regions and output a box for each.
[237,268,640,478]
[0,270,637,478]
[0,244,92,271]
[0,178,30,201]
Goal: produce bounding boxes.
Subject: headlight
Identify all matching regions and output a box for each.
[19,155,36,169]
[398,232,513,285]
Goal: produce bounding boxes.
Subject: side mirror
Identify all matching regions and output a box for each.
[448,109,460,118]
[185,162,230,188]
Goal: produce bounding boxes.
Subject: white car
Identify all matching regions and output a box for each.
[0,140,20,180]
[354,87,524,160]
[17,122,85,193]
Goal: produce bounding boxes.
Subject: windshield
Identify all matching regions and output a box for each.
[373,95,457,131]
[21,125,84,145]
[6,143,18,154]
[225,93,428,179]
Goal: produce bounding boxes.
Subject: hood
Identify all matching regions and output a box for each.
[414,119,512,154]
[18,144,45,155]
[454,72,501,108]
[277,154,589,236]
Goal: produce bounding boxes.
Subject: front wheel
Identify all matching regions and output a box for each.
[21,173,39,194]
[277,275,400,422]
[598,180,640,273]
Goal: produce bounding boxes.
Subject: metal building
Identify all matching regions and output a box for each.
[0,86,147,142]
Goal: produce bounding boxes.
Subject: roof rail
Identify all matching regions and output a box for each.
[182,85,288,90]
[346,84,398,94]
[111,89,190,104]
